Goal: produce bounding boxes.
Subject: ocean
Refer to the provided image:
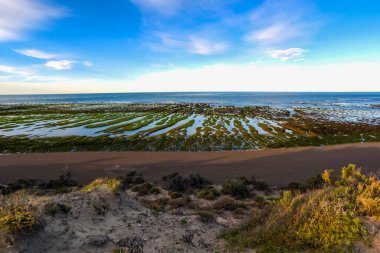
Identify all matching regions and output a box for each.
[0,92,379,111]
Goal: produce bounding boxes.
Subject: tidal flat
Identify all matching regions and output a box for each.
[0,103,379,152]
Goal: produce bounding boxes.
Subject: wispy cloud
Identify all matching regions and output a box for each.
[151,33,228,55]
[15,49,60,59]
[245,0,322,45]
[83,61,93,67]
[190,37,228,55]
[130,0,237,55]
[268,48,308,61]
[130,0,183,16]
[0,65,29,75]
[45,60,75,70]
[0,0,66,42]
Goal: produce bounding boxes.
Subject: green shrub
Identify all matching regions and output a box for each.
[0,173,78,195]
[0,179,43,195]
[303,174,324,190]
[253,180,270,191]
[131,183,160,196]
[162,173,211,193]
[45,172,78,190]
[122,171,145,189]
[45,202,71,217]
[179,218,187,225]
[286,181,303,190]
[221,177,250,198]
[197,187,220,200]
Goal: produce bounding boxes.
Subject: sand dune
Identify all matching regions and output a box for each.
[0,142,379,186]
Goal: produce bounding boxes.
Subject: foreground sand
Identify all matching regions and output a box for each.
[1,142,379,186]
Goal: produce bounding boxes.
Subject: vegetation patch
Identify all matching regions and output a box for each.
[213,197,247,212]
[0,194,39,247]
[131,183,160,196]
[82,178,122,193]
[45,202,71,217]
[1,103,378,152]
[162,173,211,193]
[220,164,379,252]
[221,177,250,198]
[197,186,220,200]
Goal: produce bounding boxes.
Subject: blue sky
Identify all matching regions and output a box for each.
[1,0,380,94]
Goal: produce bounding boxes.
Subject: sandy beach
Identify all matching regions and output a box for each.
[1,142,379,186]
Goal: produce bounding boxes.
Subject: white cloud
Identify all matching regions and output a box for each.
[15,49,59,59]
[268,48,308,61]
[45,60,75,70]
[0,0,66,42]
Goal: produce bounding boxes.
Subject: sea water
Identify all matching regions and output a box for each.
[0,92,379,111]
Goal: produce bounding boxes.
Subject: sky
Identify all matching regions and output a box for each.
[0,0,380,94]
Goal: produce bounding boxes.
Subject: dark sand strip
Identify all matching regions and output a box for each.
[0,142,379,186]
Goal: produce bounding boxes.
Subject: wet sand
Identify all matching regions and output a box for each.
[0,142,379,186]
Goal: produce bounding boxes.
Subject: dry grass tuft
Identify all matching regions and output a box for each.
[220,164,380,252]
[81,178,122,193]
[0,193,39,248]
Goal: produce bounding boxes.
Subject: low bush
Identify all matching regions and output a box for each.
[221,177,250,198]
[250,176,270,191]
[197,186,220,200]
[45,202,71,217]
[0,173,78,195]
[162,173,211,193]
[179,218,187,225]
[286,181,303,190]
[131,183,160,196]
[303,174,324,190]
[252,180,269,191]
[122,171,145,189]
[0,179,44,195]
[213,197,247,211]
[45,172,78,190]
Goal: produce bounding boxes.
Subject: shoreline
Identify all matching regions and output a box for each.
[1,142,379,186]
